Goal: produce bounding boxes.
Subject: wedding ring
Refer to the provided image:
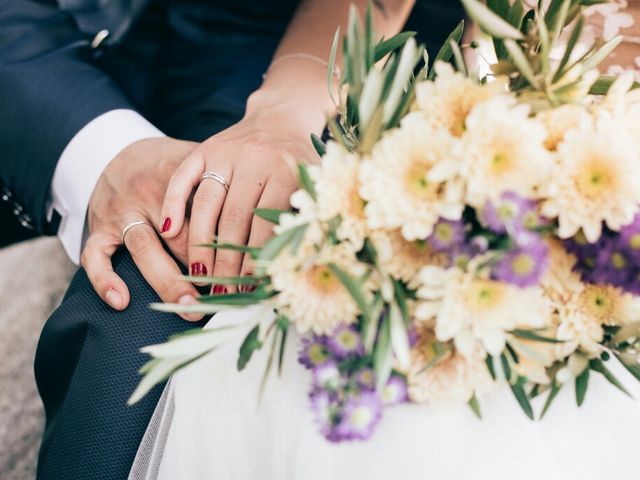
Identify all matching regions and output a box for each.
[200,171,229,192]
[121,220,152,244]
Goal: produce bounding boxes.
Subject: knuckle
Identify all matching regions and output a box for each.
[128,172,157,194]
[220,204,246,229]
[126,227,154,255]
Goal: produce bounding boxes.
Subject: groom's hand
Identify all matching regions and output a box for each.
[82,137,204,321]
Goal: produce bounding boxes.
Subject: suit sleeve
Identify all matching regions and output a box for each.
[0,0,135,233]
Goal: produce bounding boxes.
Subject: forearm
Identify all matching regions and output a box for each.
[247,0,415,136]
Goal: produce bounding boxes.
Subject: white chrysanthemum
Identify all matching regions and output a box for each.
[369,229,447,284]
[407,326,495,407]
[311,142,367,249]
[359,113,464,241]
[461,95,553,208]
[541,114,640,242]
[415,61,506,137]
[268,242,368,334]
[536,103,592,151]
[510,331,557,384]
[414,261,551,359]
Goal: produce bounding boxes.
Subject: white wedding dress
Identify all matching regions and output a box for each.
[129,306,640,480]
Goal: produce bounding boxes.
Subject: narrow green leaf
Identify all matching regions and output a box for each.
[552,15,584,82]
[590,359,632,398]
[373,315,393,392]
[540,382,562,419]
[589,75,640,95]
[259,224,307,261]
[237,324,262,370]
[199,290,274,306]
[461,0,525,39]
[254,208,286,224]
[511,378,535,420]
[179,274,265,286]
[298,163,317,201]
[575,367,590,406]
[614,354,640,382]
[327,28,341,105]
[328,263,372,323]
[428,20,465,79]
[504,39,540,88]
[449,39,467,76]
[511,329,565,344]
[581,36,623,73]
[310,133,326,157]
[468,394,482,419]
[277,322,289,375]
[196,242,258,254]
[374,32,417,61]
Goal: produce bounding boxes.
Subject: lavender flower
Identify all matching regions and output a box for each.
[355,368,375,389]
[427,219,466,252]
[593,241,633,287]
[481,191,541,234]
[492,243,548,287]
[381,376,408,406]
[333,390,383,442]
[326,324,364,360]
[309,390,338,440]
[619,213,640,263]
[299,335,329,369]
[312,361,342,391]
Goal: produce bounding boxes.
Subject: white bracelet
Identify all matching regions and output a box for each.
[263,53,341,80]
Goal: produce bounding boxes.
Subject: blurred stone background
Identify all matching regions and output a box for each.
[0,238,76,479]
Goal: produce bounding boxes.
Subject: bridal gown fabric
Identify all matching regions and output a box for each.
[129,306,640,480]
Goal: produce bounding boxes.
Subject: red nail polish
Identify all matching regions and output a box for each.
[161,217,172,233]
[191,263,207,276]
[213,284,228,295]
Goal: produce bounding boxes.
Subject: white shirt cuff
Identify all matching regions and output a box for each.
[49,109,165,264]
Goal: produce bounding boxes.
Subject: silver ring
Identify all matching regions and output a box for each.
[121,220,152,244]
[200,171,229,192]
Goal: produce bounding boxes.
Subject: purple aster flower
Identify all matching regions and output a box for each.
[481,191,540,234]
[298,335,330,369]
[355,368,375,389]
[332,390,383,442]
[326,324,364,360]
[619,213,640,263]
[592,241,633,288]
[381,376,408,406]
[312,360,342,391]
[309,390,339,440]
[427,218,466,252]
[492,243,548,287]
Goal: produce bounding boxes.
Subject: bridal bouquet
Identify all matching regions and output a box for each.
[132,0,640,442]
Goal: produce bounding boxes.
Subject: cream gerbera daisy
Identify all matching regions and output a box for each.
[541,114,640,242]
[414,261,551,359]
[535,103,591,151]
[407,325,494,407]
[414,61,506,137]
[359,112,464,241]
[268,242,369,334]
[311,141,367,249]
[462,95,553,208]
[369,229,447,284]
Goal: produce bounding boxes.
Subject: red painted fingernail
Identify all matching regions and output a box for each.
[191,263,207,276]
[213,284,227,295]
[161,217,172,233]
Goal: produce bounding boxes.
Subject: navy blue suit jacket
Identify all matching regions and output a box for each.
[0,0,464,243]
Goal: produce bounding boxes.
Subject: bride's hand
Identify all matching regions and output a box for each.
[159,90,319,292]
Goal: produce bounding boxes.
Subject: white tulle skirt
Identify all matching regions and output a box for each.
[129,306,640,480]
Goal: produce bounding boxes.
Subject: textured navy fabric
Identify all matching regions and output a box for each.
[30,1,466,479]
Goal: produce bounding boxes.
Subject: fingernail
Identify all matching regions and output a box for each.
[246,285,257,293]
[191,263,207,276]
[161,217,172,233]
[212,284,228,295]
[106,289,123,310]
[178,294,197,305]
